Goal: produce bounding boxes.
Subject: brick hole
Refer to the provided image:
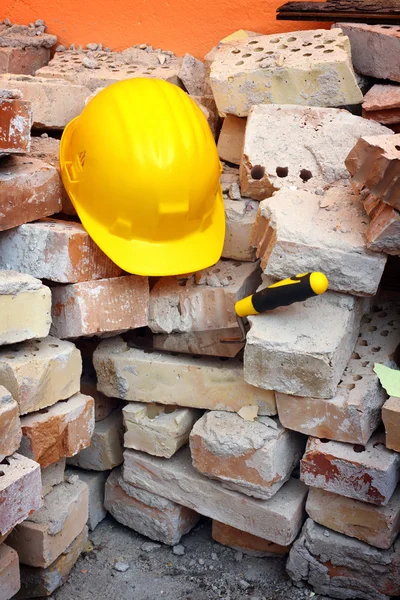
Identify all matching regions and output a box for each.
[388,320,395,326]
[227,276,233,281]
[231,49,241,54]
[323,49,334,54]
[304,53,312,57]
[337,32,345,36]
[353,375,362,381]
[0,458,10,465]
[347,383,356,390]
[219,357,230,361]
[359,340,368,346]
[164,406,176,414]
[38,408,49,414]
[256,58,264,62]
[287,36,297,42]
[278,44,288,49]
[372,347,381,353]
[381,330,389,337]
[361,361,369,367]
[378,312,388,318]
[291,49,301,53]
[353,444,365,453]
[265,51,274,55]
[303,42,312,47]
[352,352,361,359]
[373,441,385,449]
[315,45,325,49]
[248,41,259,45]
[325,40,335,44]
[251,165,265,180]
[300,169,313,182]
[362,317,372,323]
[242,54,252,58]
[34,340,42,343]
[0,471,4,477]
[236,61,244,66]
[5,355,15,359]
[381,25,392,29]
[254,48,264,52]
[270,39,280,44]
[276,166,289,177]
[161,66,170,69]
[368,326,377,332]
[396,145,400,151]
[49,344,59,348]
[314,33,323,38]
[191,355,202,359]
[319,438,330,443]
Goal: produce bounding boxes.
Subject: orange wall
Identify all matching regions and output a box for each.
[3,0,326,58]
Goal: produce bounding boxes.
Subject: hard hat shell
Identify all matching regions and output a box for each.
[60,78,225,276]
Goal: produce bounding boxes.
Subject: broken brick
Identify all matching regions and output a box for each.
[67,470,108,531]
[41,458,66,497]
[217,115,246,166]
[383,396,400,452]
[367,202,400,255]
[0,98,31,154]
[212,520,291,557]
[0,544,20,599]
[0,386,21,460]
[363,84,400,125]
[223,196,258,261]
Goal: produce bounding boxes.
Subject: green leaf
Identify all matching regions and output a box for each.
[374,364,400,397]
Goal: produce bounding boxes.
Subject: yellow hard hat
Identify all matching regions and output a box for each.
[60,78,225,276]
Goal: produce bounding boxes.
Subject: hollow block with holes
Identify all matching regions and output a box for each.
[0,386,21,461]
[0,218,122,283]
[251,186,387,296]
[276,301,400,445]
[209,28,362,117]
[239,104,391,201]
[0,270,51,347]
[93,336,277,415]
[301,434,400,505]
[0,453,42,536]
[19,393,94,468]
[0,337,81,415]
[123,402,201,458]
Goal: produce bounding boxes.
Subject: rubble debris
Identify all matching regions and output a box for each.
[0,21,56,75]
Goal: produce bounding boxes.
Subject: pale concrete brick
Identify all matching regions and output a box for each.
[287,518,400,600]
[0,271,51,346]
[67,409,123,471]
[253,186,387,296]
[0,219,122,283]
[212,520,291,557]
[276,302,400,444]
[80,375,123,422]
[0,337,81,415]
[105,468,200,545]
[383,396,400,452]
[124,402,200,458]
[94,337,277,415]
[0,98,31,154]
[0,156,63,231]
[306,486,400,550]
[217,115,246,165]
[149,260,261,334]
[123,447,308,545]
[0,453,42,536]
[0,386,21,459]
[244,286,365,398]
[179,54,205,95]
[363,84,400,125]
[223,197,258,261]
[16,526,88,599]
[19,394,95,468]
[190,412,305,499]
[209,29,362,117]
[367,202,400,255]
[36,46,182,92]
[240,104,392,201]
[301,434,400,506]
[335,23,400,83]
[0,74,91,128]
[41,458,66,497]
[0,544,20,599]
[66,469,108,531]
[7,477,88,568]
[51,275,149,339]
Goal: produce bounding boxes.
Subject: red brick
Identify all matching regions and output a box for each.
[51,275,149,338]
[301,435,400,506]
[0,98,31,154]
[0,157,63,231]
[367,202,400,255]
[217,114,246,165]
[212,520,291,557]
[0,46,50,75]
[0,219,122,283]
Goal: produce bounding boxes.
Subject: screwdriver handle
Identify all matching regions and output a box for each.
[235,272,329,318]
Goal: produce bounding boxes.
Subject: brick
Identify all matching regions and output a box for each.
[41,458,66,497]
[301,434,400,506]
[363,84,400,125]
[212,521,290,557]
[0,98,31,154]
[179,54,205,95]
[66,469,108,531]
[0,47,50,76]
[105,468,200,545]
[51,275,149,338]
[306,486,400,550]
[149,260,261,334]
[81,374,123,421]
[19,394,94,468]
[0,336,81,415]
[335,23,400,83]
[0,270,51,346]
[190,412,305,499]
[0,544,20,599]
[244,285,365,398]
[383,396,400,452]
[209,29,362,118]
[94,337,277,415]
[0,75,91,129]
[0,219,122,283]
[367,202,400,255]
[7,477,88,568]
[36,46,182,92]
[123,403,200,458]
[0,386,21,460]
[287,518,400,600]
[29,136,74,215]
[276,301,400,444]
[67,409,124,471]
[240,104,391,201]
[0,156,63,231]
[217,115,246,165]
[0,453,42,536]
[191,95,220,137]
[123,447,308,545]
[223,196,258,261]
[253,186,386,296]
[16,526,88,599]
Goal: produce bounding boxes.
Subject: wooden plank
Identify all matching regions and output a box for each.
[330,0,400,9]
[277,2,400,23]
[278,1,400,13]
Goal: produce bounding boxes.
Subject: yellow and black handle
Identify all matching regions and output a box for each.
[235,272,329,318]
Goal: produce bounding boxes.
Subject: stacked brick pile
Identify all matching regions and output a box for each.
[0,16,399,600]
